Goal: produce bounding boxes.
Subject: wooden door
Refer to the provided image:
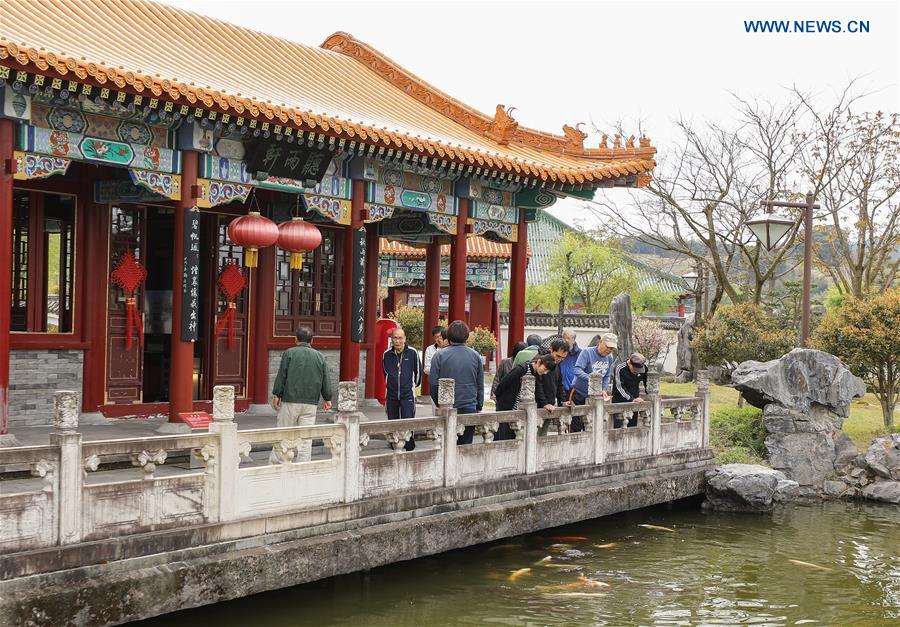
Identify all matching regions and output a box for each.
[274,227,342,336]
[105,205,145,403]
[206,215,250,398]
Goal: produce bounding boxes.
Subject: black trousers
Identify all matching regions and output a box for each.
[386,393,416,451]
[570,391,587,432]
[456,404,478,445]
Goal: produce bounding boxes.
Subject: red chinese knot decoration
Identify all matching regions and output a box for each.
[226,211,279,268]
[110,252,148,349]
[277,217,322,270]
[214,262,247,350]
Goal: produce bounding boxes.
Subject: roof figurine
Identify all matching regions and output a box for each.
[485,105,519,145]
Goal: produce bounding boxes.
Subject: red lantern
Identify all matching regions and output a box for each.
[227,211,279,267]
[277,217,322,270]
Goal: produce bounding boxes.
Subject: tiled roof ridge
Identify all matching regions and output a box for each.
[0,0,656,185]
[321,32,658,161]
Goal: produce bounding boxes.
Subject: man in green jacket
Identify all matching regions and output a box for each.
[271,326,333,461]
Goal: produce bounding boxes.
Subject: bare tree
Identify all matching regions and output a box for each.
[796,105,900,296]
[593,98,804,316]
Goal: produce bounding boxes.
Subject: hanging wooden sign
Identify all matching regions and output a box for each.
[181,207,201,342]
[350,228,366,342]
[245,141,334,184]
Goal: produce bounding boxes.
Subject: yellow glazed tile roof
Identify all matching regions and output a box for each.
[0,0,656,185]
[380,237,530,259]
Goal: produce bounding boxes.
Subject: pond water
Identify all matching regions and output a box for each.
[140,499,899,626]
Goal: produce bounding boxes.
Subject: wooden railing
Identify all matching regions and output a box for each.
[0,371,711,555]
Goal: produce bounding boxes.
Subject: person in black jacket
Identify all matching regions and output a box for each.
[382,327,421,450]
[494,353,557,440]
[612,352,648,427]
[535,338,571,411]
[491,341,527,401]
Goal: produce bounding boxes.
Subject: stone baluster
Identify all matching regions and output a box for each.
[438,378,458,487]
[695,370,711,448]
[50,390,82,545]
[520,374,538,474]
[647,370,662,456]
[209,385,236,522]
[333,381,360,503]
[588,373,607,465]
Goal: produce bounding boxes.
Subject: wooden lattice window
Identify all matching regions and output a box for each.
[10,190,76,333]
[274,227,342,336]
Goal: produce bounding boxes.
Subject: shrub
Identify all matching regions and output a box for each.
[389,306,424,350]
[694,303,795,368]
[715,447,765,465]
[814,288,900,429]
[710,406,766,459]
[467,326,498,356]
[632,317,672,362]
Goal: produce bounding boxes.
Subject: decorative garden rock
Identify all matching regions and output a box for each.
[704,463,799,512]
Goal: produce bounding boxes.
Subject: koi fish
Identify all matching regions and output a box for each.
[548,536,589,542]
[577,576,610,589]
[542,592,607,598]
[789,559,832,572]
[549,543,572,550]
[509,567,532,582]
[639,524,676,532]
[487,543,520,552]
[534,556,553,565]
[593,543,618,549]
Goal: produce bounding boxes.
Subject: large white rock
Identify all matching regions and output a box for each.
[704,464,799,512]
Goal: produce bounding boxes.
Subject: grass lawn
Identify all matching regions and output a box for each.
[661,382,895,451]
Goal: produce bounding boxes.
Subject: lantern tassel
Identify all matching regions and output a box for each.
[290,252,303,270]
[244,247,258,268]
[215,302,238,350]
[124,296,144,349]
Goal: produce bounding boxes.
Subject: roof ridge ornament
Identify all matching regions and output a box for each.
[485,105,518,145]
[561,123,588,151]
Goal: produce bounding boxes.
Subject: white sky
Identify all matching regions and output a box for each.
[164,0,899,228]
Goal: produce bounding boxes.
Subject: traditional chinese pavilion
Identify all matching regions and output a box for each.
[0,0,656,437]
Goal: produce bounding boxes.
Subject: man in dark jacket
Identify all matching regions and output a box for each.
[383,327,421,450]
[491,341,526,401]
[429,320,484,444]
[535,338,570,411]
[494,353,557,440]
[612,352,648,427]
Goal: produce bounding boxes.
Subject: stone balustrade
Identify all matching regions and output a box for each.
[0,372,710,556]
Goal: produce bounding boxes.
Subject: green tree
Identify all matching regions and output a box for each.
[814,288,900,428]
[633,285,678,315]
[547,231,636,315]
[694,303,796,369]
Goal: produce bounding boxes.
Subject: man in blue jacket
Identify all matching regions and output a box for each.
[429,320,484,444]
[383,327,420,451]
[570,332,618,431]
[559,328,582,399]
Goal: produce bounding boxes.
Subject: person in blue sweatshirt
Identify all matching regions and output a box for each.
[382,326,421,451]
[570,332,618,431]
[559,327,582,399]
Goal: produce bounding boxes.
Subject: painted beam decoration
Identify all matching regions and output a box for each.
[19,124,181,173]
[380,257,508,291]
[129,168,181,201]
[196,178,251,209]
[456,177,521,242]
[12,150,70,180]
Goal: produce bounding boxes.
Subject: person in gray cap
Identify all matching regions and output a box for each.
[612,352,649,426]
[570,332,618,431]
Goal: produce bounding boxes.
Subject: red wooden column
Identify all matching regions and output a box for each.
[251,244,276,405]
[448,198,469,322]
[0,120,14,438]
[81,172,110,413]
[421,239,442,391]
[507,209,528,355]
[168,150,198,421]
[339,179,365,382]
[362,225,380,398]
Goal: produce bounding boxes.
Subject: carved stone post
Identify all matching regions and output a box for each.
[333,381,360,503]
[588,373,607,465]
[695,370,711,448]
[50,390,82,545]
[647,371,662,456]
[209,385,237,522]
[438,378,458,487]
[520,374,539,474]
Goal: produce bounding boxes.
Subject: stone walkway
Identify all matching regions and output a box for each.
[7,399,437,447]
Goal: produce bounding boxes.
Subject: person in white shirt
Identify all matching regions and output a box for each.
[423,325,447,377]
